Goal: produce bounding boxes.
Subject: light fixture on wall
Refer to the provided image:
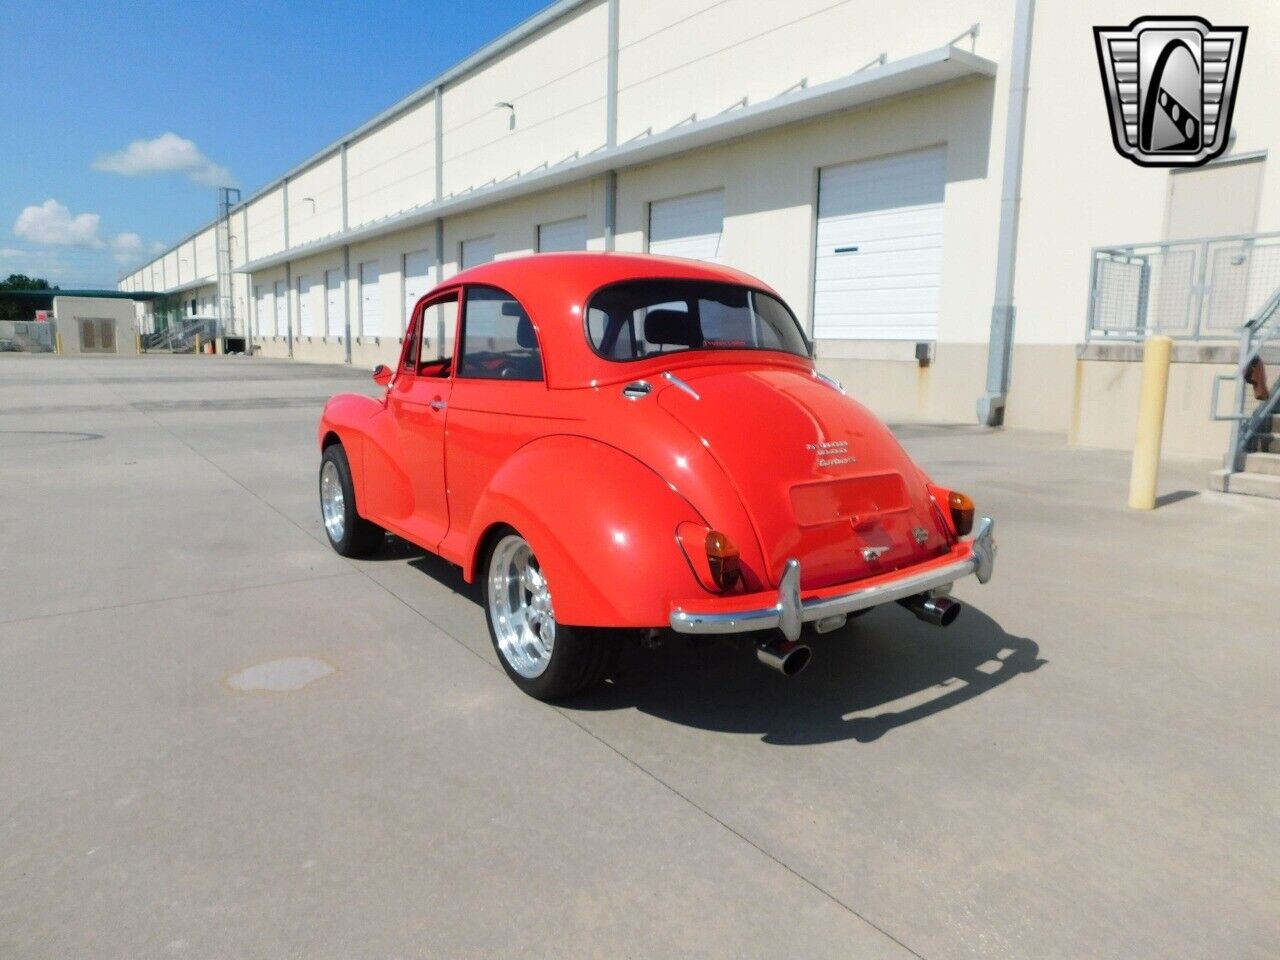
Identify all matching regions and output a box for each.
[301,197,316,214]
[495,102,516,130]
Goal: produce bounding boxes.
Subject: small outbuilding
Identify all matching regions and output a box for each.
[52,295,141,355]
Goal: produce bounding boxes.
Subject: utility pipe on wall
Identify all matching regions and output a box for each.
[978,0,1036,427]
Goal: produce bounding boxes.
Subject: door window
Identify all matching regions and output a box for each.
[459,286,542,381]
[402,293,458,377]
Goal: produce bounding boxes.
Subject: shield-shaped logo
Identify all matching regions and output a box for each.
[1094,16,1247,167]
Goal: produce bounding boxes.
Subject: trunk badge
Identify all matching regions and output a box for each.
[912,526,929,545]
[861,545,890,562]
[807,439,855,469]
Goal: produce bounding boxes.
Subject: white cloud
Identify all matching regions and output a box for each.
[14,199,102,246]
[93,132,235,187]
[110,232,143,264]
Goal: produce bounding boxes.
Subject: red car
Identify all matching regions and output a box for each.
[318,253,995,699]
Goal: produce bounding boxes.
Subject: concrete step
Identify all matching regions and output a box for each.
[1244,452,1280,476]
[1208,468,1280,500]
[1252,432,1280,453]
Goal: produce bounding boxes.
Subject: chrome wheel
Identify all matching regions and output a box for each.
[488,535,555,679]
[320,459,346,543]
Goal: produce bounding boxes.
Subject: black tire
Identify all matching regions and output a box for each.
[319,443,384,558]
[482,530,619,700]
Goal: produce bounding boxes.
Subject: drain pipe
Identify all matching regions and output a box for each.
[977,0,1036,427]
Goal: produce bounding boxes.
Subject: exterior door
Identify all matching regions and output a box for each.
[325,270,345,338]
[813,146,946,341]
[367,292,458,549]
[648,190,724,262]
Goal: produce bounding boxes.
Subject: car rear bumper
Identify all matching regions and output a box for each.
[669,517,995,642]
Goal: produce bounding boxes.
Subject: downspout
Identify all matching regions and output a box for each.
[977,0,1035,426]
[603,0,619,251]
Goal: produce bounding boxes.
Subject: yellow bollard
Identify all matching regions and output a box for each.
[1128,335,1173,510]
[135,333,142,353]
[55,332,62,355]
[195,333,202,355]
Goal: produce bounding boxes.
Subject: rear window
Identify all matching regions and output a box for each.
[586,280,810,361]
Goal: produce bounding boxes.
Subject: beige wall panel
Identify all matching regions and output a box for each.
[194,228,217,284]
[347,97,436,228]
[441,1,607,196]
[288,152,345,247]
[246,186,286,259]
[1071,359,1233,461]
[616,0,1009,142]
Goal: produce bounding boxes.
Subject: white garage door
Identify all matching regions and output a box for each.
[460,236,495,270]
[273,280,287,337]
[813,147,945,341]
[538,216,588,253]
[403,250,432,325]
[325,269,345,338]
[297,275,317,337]
[649,190,723,263]
[254,285,269,337]
[359,261,382,337]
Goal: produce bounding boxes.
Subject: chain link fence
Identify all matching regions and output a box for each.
[1087,231,1280,340]
[0,320,58,353]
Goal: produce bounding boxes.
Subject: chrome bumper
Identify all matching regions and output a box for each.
[669,517,996,642]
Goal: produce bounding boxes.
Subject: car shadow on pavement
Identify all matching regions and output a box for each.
[570,606,1044,745]
[391,539,1044,745]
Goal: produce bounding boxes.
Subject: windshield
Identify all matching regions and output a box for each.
[586,280,810,361]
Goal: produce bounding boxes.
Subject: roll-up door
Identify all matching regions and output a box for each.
[537,217,588,253]
[813,147,945,341]
[359,261,382,337]
[648,190,724,263]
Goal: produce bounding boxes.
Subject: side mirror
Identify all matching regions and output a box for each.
[372,364,392,387]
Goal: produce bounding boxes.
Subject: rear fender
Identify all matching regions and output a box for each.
[464,436,711,628]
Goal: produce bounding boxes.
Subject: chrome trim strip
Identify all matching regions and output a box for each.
[670,517,995,642]
[662,370,701,400]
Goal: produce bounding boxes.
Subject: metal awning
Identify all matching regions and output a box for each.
[237,44,996,275]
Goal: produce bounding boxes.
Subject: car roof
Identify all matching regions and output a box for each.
[429,252,789,388]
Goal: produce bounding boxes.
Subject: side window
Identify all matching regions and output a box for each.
[421,296,458,368]
[460,286,543,381]
[401,294,458,377]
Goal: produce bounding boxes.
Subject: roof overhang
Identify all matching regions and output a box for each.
[237,44,996,275]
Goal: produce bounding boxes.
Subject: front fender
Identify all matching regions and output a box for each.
[464,435,712,628]
[318,392,384,503]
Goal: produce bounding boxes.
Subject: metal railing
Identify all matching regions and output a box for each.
[1211,289,1280,471]
[1086,231,1280,341]
[141,317,219,354]
[1,320,57,353]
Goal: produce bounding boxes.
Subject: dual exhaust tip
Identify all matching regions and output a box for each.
[755,593,961,677]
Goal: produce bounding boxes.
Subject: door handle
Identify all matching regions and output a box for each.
[430,398,447,411]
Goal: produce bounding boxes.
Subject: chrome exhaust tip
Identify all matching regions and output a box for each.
[756,638,812,677]
[898,593,962,627]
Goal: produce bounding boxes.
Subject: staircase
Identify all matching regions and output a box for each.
[1211,414,1280,498]
[1209,289,1280,500]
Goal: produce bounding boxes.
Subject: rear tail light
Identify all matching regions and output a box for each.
[948,491,975,537]
[705,531,741,592]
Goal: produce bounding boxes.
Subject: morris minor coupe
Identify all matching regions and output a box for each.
[318,253,995,699]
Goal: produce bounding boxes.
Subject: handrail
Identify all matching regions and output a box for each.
[1214,284,1280,470]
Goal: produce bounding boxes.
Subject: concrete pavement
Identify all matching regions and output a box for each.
[1,354,1276,959]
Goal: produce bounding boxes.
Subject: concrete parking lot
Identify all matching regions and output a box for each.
[2,354,1276,960]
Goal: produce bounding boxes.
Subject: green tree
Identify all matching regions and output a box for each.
[0,274,59,323]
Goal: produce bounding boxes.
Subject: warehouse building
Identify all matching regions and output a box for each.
[120,0,1279,461]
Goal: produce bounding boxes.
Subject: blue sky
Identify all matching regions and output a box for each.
[0,0,547,288]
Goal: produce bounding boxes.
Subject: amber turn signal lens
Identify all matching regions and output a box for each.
[948,491,975,537]
[705,531,742,591]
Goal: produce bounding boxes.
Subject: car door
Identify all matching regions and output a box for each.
[437,284,549,566]
[360,291,457,547]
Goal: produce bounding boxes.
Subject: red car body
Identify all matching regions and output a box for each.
[318,252,994,691]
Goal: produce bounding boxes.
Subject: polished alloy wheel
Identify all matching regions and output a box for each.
[488,535,556,678]
[319,459,346,542]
